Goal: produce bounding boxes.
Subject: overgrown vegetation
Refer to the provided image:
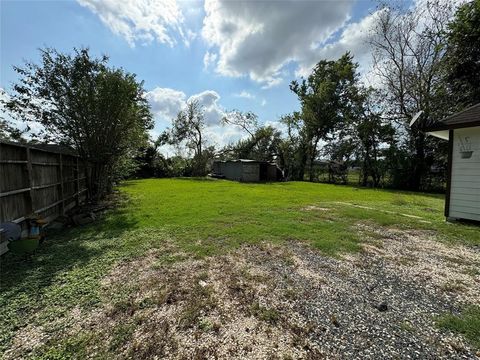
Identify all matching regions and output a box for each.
[3,47,153,200]
[1,2,479,195]
[128,1,480,192]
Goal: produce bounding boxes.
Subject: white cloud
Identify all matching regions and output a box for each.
[202,0,353,87]
[203,51,218,70]
[146,87,246,149]
[264,119,287,135]
[188,90,224,125]
[146,87,225,126]
[204,124,244,148]
[145,87,186,124]
[296,9,384,83]
[261,99,267,107]
[0,88,46,139]
[233,91,254,99]
[77,0,189,47]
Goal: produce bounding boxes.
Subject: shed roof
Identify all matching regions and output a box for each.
[213,159,275,164]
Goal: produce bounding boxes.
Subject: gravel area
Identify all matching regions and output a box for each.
[247,233,480,359]
[5,225,479,359]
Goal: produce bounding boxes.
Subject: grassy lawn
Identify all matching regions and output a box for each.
[122,178,479,252]
[1,178,479,358]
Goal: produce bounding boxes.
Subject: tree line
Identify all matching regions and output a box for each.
[146,0,479,191]
[1,0,479,201]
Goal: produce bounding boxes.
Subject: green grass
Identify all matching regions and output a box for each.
[437,306,480,349]
[1,178,479,357]
[120,178,479,250]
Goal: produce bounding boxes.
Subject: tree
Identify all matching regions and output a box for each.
[223,126,282,162]
[444,0,480,107]
[290,52,360,182]
[370,1,454,190]
[350,90,394,187]
[222,110,259,137]
[169,100,207,176]
[278,112,308,180]
[0,89,24,141]
[6,47,153,200]
[0,117,23,142]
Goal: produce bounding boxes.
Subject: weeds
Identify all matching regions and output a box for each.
[437,306,480,349]
[250,302,280,324]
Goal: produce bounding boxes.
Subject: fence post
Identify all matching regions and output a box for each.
[25,147,34,214]
[59,153,65,215]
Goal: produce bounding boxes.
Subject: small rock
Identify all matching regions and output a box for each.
[374,301,388,312]
[330,315,340,327]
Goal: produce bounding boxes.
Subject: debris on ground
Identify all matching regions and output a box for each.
[72,212,96,226]
[48,194,120,230]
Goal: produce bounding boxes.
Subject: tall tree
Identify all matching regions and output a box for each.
[351,90,394,187]
[169,100,207,175]
[223,125,282,162]
[0,89,24,141]
[444,0,480,107]
[290,52,359,182]
[222,110,259,137]
[278,112,308,180]
[6,47,153,200]
[370,1,454,190]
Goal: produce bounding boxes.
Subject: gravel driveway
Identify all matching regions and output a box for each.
[5,225,479,359]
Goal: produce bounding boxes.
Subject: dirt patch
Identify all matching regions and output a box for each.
[95,246,324,359]
[3,324,46,358]
[336,201,432,223]
[5,230,479,359]
[301,205,331,212]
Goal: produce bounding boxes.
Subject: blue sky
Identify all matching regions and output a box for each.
[1,0,381,149]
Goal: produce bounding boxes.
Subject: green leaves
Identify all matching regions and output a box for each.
[7,47,153,199]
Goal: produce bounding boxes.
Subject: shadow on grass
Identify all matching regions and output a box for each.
[0,209,138,298]
[175,176,219,181]
[117,180,142,188]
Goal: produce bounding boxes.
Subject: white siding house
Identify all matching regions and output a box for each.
[426,103,480,222]
[449,127,480,221]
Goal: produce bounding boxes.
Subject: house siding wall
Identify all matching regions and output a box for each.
[449,126,480,221]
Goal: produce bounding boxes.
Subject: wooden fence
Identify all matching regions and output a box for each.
[0,141,87,254]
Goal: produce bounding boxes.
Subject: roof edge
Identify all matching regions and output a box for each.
[440,102,480,124]
[423,120,480,131]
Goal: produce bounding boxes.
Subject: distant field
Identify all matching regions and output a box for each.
[1,179,479,358]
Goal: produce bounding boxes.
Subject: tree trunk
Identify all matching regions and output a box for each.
[296,143,308,181]
[308,138,319,182]
[86,162,108,202]
[411,131,426,191]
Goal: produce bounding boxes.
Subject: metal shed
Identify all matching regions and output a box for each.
[212,159,281,182]
[425,103,480,222]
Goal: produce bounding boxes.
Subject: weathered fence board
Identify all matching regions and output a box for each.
[0,141,88,254]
